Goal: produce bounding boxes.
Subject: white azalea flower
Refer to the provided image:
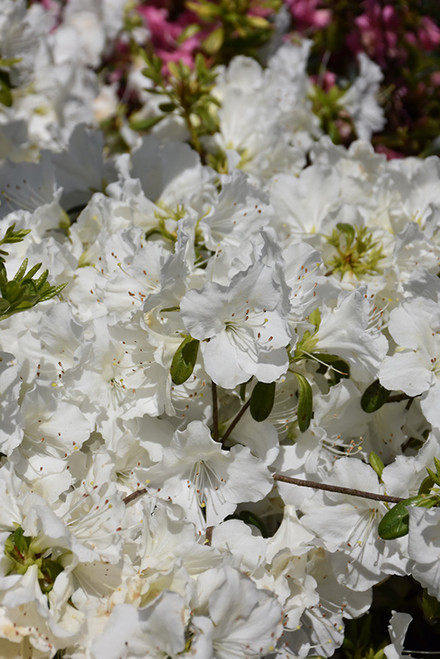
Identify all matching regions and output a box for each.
[181,260,291,388]
[339,54,385,141]
[408,507,440,599]
[311,288,388,383]
[301,458,406,591]
[141,421,273,531]
[384,611,413,659]
[191,566,283,659]
[90,592,186,659]
[379,298,440,428]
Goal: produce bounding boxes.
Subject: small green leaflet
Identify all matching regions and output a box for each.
[292,371,313,432]
[170,335,200,385]
[250,381,276,422]
[378,495,434,540]
[0,259,67,321]
[361,379,390,413]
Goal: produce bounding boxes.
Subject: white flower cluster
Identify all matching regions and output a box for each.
[0,1,439,658]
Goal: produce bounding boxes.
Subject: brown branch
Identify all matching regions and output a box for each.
[221,398,251,446]
[387,393,411,403]
[211,381,219,442]
[273,474,405,504]
[123,488,148,505]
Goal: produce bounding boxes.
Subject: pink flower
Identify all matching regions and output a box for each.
[347,1,401,66]
[137,5,206,72]
[285,0,331,32]
[418,16,440,51]
[374,144,405,160]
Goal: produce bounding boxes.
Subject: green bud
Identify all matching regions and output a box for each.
[292,371,313,432]
[369,451,384,480]
[170,335,200,385]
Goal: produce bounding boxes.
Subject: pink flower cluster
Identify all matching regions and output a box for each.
[284,0,331,33]
[346,0,440,67]
[136,3,206,70]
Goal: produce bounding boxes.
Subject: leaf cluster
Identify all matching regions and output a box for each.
[134,53,220,161]
[309,82,356,145]
[0,224,66,321]
[5,526,64,595]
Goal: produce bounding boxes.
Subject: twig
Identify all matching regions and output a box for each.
[123,488,148,505]
[211,381,219,442]
[221,398,251,445]
[273,474,405,504]
[387,393,411,403]
[205,526,214,546]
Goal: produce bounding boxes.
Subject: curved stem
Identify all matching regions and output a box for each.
[273,474,404,504]
[221,399,251,446]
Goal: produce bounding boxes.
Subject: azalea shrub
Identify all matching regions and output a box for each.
[0,1,440,658]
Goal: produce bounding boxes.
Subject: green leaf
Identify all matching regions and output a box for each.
[292,372,313,432]
[37,282,67,303]
[3,280,22,302]
[12,258,29,282]
[170,335,200,385]
[39,559,64,594]
[129,114,166,132]
[419,474,435,495]
[0,77,13,107]
[378,495,432,540]
[202,27,225,55]
[369,451,384,480]
[250,381,276,422]
[22,262,42,280]
[361,379,391,413]
[158,102,177,113]
[34,269,49,290]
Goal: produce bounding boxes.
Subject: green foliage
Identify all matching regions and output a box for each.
[379,456,440,540]
[0,57,21,107]
[5,526,64,595]
[186,0,282,65]
[313,352,350,386]
[291,371,313,432]
[325,223,386,279]
[0,224,66,321]
[309,82,356,144]
[250,380,276,421]
[0,71,12,107]
[136,52,221,162]
[369,451,384,481]
[339,613,386,659]
[379,495,436,540]
[0,223,31,262]
[361,380,391,413]
[170,335,200,385]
